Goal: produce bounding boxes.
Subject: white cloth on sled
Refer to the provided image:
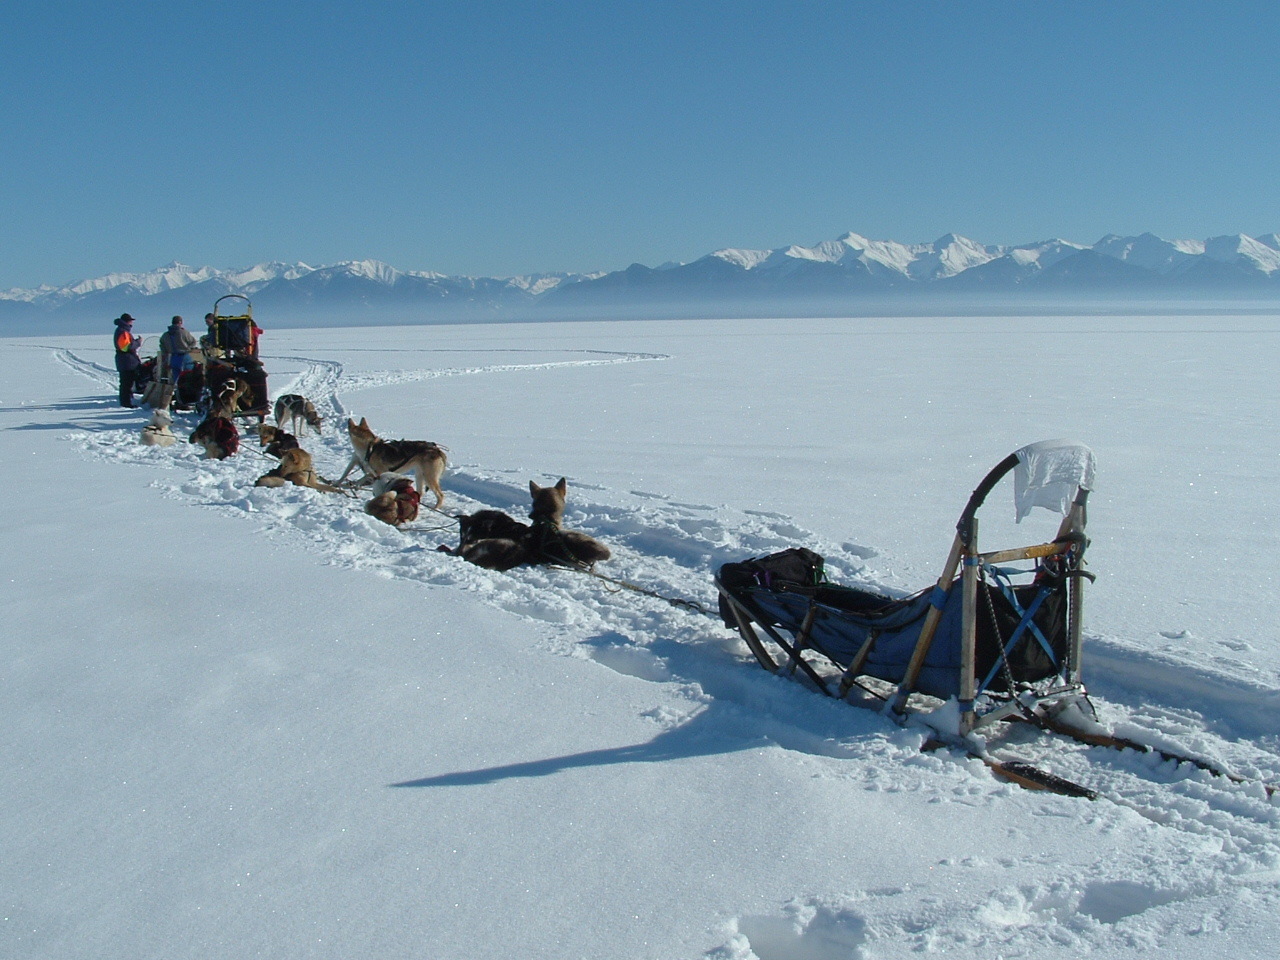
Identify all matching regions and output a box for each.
[1013,440,1096,522]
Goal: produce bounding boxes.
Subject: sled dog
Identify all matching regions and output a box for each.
[255,447,340,492]
[256,423,300,457]
[451,478,611,571]
[274,394,323,436]
[211,376,251,419]
[363,472,422,526]
[189,415,239,459]
[140,407,177,447]
[337,417,447,509]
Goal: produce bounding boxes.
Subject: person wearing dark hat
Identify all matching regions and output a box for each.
[159,315,199,383]
[112,314,142,407]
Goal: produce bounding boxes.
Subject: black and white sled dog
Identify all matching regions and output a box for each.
[274,394,323,436]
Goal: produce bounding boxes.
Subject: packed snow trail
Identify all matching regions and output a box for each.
[52,345,1280,959]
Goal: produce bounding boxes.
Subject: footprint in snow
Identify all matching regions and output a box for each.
[713,899,869,960]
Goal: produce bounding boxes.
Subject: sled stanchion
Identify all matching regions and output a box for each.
[959,527,980,735]
[714,577,833,693]
[836,629,879,699]
[887,533,964,717]
[783,606,819,677]
[1060,489,1090,685]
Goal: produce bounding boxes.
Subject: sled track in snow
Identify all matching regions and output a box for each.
[50,343,1280,954]
[266,355,346,422]
[262,350,664,435]
[53,348,118,390]
[335,350,668,394]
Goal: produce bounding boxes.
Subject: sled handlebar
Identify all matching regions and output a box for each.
[956,452,1019,546]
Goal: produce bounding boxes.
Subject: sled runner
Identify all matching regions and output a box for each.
[715,440,1095,737]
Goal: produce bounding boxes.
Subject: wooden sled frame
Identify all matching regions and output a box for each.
[715,442,1094,737]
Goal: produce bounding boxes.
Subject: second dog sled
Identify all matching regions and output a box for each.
[717,441,1278,800]
[716,440,1095,740]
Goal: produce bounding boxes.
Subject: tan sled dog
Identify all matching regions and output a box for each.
[337,417,447,509]
[211,376,251,419]
[255,447,340,492]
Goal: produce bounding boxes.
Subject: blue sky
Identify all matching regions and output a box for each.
[2,0,1278,289]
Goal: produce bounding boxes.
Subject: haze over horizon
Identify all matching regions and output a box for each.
[3,1,1277,291]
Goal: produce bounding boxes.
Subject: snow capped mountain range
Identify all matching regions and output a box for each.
[5,230,1280,329]
[697,230,1280,284]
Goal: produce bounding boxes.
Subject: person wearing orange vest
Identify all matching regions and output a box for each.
[113,314,142,407]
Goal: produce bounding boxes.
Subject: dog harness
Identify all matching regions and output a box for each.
[394,482,421,523]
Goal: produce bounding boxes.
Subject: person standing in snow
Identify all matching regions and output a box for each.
[159,315,199,382]
[112,313,142,407]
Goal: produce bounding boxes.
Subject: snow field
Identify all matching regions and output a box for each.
[5,315,1280,959]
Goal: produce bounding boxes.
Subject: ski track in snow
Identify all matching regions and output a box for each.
[52,346,1280,959]
[335,350,668,395]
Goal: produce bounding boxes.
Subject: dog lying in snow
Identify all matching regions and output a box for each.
[189,415,239,459]
[447,478,610,571]
[256,423,300,458]
[363,472,422,526]
[254,447,340,492]
[140,407,177,447]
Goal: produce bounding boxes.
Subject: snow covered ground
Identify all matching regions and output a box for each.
[2,313,1279,959]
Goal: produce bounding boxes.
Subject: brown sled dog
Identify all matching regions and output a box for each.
[337,417,447,509]
[255,447,340,492]
[451,478,611,571]
[363,472,422,526]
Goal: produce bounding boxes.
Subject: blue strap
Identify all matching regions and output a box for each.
[985,564,1056,660]
[976,564,1058,696]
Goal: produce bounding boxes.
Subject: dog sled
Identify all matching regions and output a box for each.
[716,440,1095,738]
[197,295,269,421]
